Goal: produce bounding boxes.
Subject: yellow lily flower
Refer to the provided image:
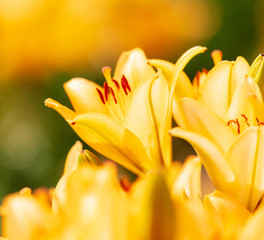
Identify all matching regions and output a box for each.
[45,47,206,175]
[171,53,264,211]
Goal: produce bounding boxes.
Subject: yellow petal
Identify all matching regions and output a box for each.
[197,61,233,118]
[113,48,156,91]
[239,205,264,240]
[53,142,102,216]
[78,149,102,166]
[231,56,250,96]
[250,53,264,99]
[227,75,263,130]
[174,98,237,152]
[123,71,171,168]
[1,193,52,239]
[170,46,207,105]
[150,72,171,167]
[174,72,195,99]
[64,78,109,115]
[52,172,71,217]
[170,127,235,192]
[123,77,163,168]
[130,172,175,240]
[171,156,202,201]
[249,53,264,84]
[70,112,153,175]
[64,164,128,240]
[45,98,77,120]
[64,141,83,174]
[227,126,264,211]
[147,59,174,80]
[204,191,250,238]
[148,59,194,98]
[173,198,218,240]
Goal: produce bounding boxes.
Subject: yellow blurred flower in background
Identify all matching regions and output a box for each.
[0,141,199,239]
[2,141,264,240]
[0,0,219,81]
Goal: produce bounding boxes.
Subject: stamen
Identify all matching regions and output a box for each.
[109,87,117,104]
[102,67,112,82]
[256,117,264,126]
[227,119,240,134]
[193,71,201,87]
[241,114,250,126]
[122,75,131,92]
[112,79,120,89]
[96,88,105,104]
[236,118,240,134]
[227,120,236,126]
[71,122,76,125]
[104,82,109,101]
[121,78,128,95]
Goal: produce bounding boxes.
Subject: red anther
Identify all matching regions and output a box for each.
[96,88,105,104]
[202,68,208,74]
[227,120,236,126]
[227,119,240,134]
[120,176,131,192]
[194,71,201,87]
[71,122,76,125]
[112,79,120,89]
[122,75,131,92]
[121,78,128,95]
[197,71,201,79]
[256,117,264,126]
[109,87,117,104]
[236,118,240,134]
[104,82,109,101]
[241,114,250,126]
[241,114,248,121]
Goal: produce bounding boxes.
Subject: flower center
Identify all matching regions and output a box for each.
[96,74,131,105]
[95,67,133,122]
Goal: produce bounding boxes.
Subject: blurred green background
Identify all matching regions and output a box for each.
[0,0,262,202]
